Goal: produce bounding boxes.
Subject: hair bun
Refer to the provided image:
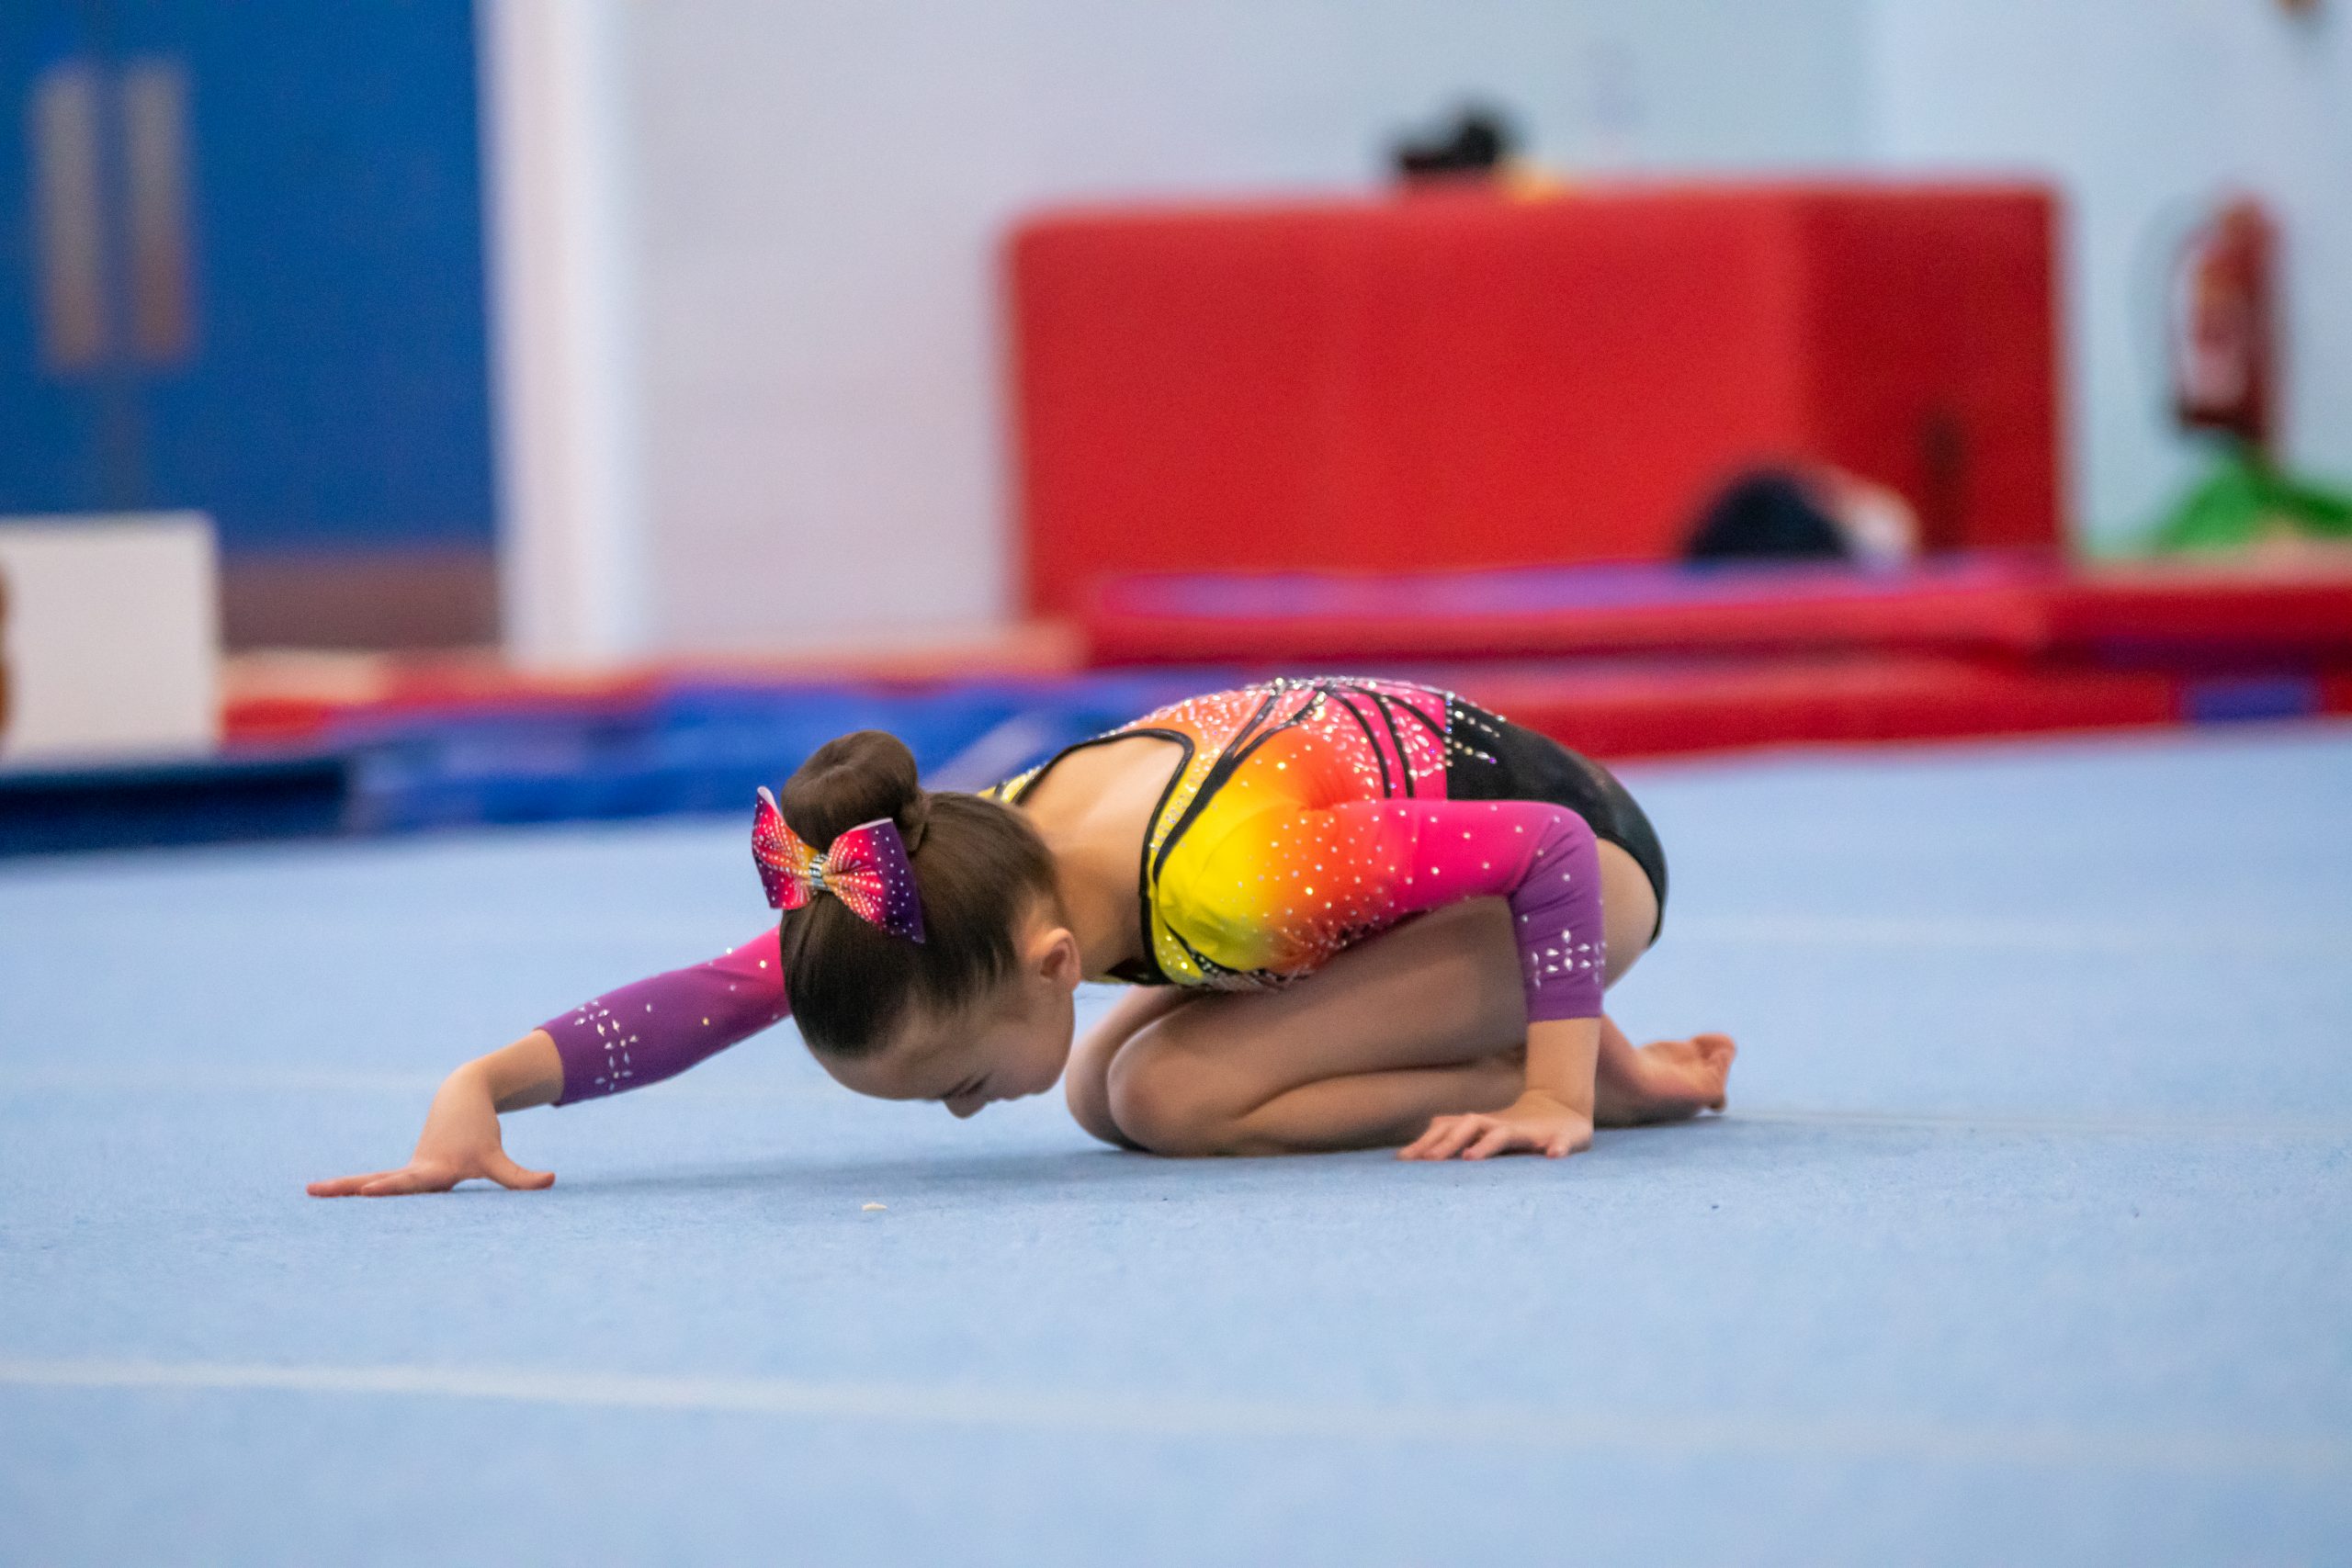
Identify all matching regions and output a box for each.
[895,787,932,854]
[777,730,927,853]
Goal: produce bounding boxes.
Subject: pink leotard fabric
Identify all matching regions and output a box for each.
[545,679,1605,1106]
[541,934,788,1104]
[1217,795,1603,1022]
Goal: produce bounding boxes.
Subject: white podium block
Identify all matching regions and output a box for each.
[0,513,221,764]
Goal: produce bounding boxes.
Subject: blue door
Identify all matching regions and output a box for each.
[0,1,497,646]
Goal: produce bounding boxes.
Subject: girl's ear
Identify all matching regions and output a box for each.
[1033,923,1084,993]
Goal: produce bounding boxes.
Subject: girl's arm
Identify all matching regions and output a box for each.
[1400,1015,1600,1160]
[1364,799,1604,1159]
[1201,796,1608,1024]
[307,931,791,1197]
[1193,797,1605,1159]
[540,931,791,1104]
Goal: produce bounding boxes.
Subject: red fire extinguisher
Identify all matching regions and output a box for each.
[2170,197,2278,456]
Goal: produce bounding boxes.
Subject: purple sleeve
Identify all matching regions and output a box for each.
[1491,806,1608,1023]
[540,931,792,1105]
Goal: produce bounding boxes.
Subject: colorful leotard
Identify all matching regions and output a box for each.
[543,679,1606,1104]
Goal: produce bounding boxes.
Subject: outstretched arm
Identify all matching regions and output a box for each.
[540,931,791,1103]
[308,931,791,1197]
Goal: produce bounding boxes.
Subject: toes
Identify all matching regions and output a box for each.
[1642,1039,1699,1068]
[1700,1034,1734,1111]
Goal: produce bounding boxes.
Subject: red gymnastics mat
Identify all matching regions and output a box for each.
[220,625,1088,747]
[212,562,2352,777]
[1010,183,2061,617]
[1080,557,2352,670]
[1434,656,2188,762]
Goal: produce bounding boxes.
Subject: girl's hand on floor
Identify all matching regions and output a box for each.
[1399,1090,1593,1161]
[307,1061,555,1197]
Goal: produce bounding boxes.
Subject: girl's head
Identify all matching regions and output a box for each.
[775,730,1079,1116]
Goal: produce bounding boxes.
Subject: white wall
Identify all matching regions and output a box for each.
[1867,0,2352,544]
[481,0,652,666]
[618,0,1871,653]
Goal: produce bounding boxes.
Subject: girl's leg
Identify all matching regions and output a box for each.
[1593,1014,1736,1125]
[1212,1021,1734,1153]
[1583,840,1736,1122]
[1070,958,1530,1153]
[1066,986,1199,1149]
[1104,897,1533,1156]
[1069,833,1654,1148]
[1100,846,1731,1156]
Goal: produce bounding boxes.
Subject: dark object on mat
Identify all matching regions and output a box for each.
[1685,469,1853,562]
[1394,107,1517,178]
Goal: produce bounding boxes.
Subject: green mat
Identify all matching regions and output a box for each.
[2152,441,2352,553]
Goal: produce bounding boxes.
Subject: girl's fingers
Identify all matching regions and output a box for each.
[307,1171,400,1198]
[1426,1117,1490,1160]
[1405,1113,1572,1161]
[358,1168,450,1197]
[484,1152,555,1190]
[1398,1120,1454,1159]
[1401,1130,1449,1160]
[1400,1120,1453,1159]
[1464,1123,1520,1160]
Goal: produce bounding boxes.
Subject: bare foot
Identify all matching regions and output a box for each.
[1594,1032,1736,1126]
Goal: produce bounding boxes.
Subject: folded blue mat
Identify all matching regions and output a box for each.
[0,671,1234,855]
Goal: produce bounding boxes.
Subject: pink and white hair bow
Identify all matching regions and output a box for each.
[752,785,926,942]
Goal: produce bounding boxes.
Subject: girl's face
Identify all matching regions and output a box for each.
[817,908,1081,1119]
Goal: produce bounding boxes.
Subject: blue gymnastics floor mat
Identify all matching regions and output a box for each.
[2,723,2347,1564]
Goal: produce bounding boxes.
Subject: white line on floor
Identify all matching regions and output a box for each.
[1734,1106,2351,1141]
[0,1356,2343,1479]
[1,1072,2337,1140]
[0,1066,841,1100]
[1669,912,2352,957]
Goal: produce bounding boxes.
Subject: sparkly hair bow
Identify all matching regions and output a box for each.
[752,786,926,942]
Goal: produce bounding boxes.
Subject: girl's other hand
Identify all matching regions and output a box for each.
[308,1059,556,1197]
[1398,1090,1593,1161]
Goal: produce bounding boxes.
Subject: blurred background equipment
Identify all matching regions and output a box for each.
[0,556,11,740]
[0,0,2346,849]
[0,512,217,762]
[5,1,498,650]
[2171,197,2278,452]
[1011,183,2060,615]
[1391,104,1519,181]
[1683,466,1922,568]
[2150,195,2352,554]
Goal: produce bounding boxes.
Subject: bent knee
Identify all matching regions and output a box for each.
[1104,1040,1240,1157]
[1064,1042,1139,1151]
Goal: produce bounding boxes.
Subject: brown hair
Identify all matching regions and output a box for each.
[775,730,1057,1056]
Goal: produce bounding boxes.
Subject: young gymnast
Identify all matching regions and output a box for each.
[311,677,1735,1196]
